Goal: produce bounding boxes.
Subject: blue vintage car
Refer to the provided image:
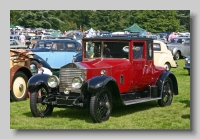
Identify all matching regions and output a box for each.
[30,39,82,70]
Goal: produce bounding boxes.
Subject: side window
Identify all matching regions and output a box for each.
[66,43,75,50]
[133,42,144,59]
[153,43,161,51]
[56,42,65,50]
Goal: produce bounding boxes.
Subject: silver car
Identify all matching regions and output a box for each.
[166,37,190,60]
[10,39,27,49]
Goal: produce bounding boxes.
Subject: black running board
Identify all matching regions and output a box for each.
[123,97,161,105]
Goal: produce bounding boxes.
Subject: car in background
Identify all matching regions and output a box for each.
[183,56,190,76]
[10,39,27,49]
[166,37,190,60]
[153,40,178,71]
[10,35,20,40]
[30,39,82,70]
[10,49,34,101]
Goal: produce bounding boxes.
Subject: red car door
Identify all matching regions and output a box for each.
[130,40,153,91]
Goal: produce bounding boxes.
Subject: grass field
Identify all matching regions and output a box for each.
[10,59,190,129]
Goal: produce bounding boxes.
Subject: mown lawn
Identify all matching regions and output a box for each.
[10,59,190,129]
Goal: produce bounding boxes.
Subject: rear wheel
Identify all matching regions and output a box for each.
[30,86,53,117]
[10,71,28,101]
[174,51,181,60]
[90,87,112,123]
[158,77,173,107]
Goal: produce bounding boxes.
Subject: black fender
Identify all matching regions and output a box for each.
[27,73,52,92]
[87,76,118,93]
[87,76,123,104]
[32,54,52,70]
[156,71,178,97]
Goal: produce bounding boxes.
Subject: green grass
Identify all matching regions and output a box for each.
[10,59,190,129]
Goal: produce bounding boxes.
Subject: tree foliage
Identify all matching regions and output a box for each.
[10,10,190,32]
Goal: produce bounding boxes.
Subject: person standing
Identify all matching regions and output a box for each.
[19,33,26,45]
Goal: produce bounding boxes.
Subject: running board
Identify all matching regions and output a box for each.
[123,97,161,105]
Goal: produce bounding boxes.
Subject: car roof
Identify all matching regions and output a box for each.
[38,39,77,43]
[82,36,153,41]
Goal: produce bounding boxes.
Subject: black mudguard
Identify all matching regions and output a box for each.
[87,75,119,94]
[156,71,179,96]
[27,73,51,92]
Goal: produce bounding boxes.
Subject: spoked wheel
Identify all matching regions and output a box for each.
[90,87,112,123]
[10,71,28,101]
[164,63,171,71]
[30,86,53,117]
[158,77,173,107]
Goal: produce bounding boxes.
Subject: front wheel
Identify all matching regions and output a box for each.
[158,77,173,107]
[30,86,54,117]
[10,71,28,101]
[90,87,112,123]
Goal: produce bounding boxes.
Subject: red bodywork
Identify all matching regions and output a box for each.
[80,39,165,93]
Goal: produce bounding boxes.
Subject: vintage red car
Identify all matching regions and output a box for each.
[27,36,178,123]
[10,49,34,101]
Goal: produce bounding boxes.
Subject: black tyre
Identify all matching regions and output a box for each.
[90,87,112,123]
[10,71,28,101]
[158,77,173,107]
[164,63,171,71]
[188,70,190,76]
[174,51,180,60]
[30,60,39,74]
[30,86,53,117]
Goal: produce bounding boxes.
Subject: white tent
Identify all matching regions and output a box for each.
[86,28,96,33]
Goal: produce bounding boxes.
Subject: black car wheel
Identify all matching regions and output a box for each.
[158,77,173,107]
[30,86,53,117]
[10,71,28,101]
[90,87,112,123]
[174,51,180,60]
[188,70,190,76]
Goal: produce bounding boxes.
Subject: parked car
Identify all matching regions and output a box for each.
[183,56,190,76]
[10,49,34,101]
[10,35,20,40]
[153,40,178,71]
[166,37,190,60]
[29,39,82,70]
[27,36,179,123]
[10,39,27,49]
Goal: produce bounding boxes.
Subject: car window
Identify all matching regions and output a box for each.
[153,43,161,51]
[133,42,144,59]
[10,40,17,45]
[35,42,45,49]
[66,43,75,51]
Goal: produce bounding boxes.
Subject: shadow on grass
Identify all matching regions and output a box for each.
[181,114,190,119]
[179,100,190,108]
[22,101,159,123]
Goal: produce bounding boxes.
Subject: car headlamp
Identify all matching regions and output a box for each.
[72,77,83,89]
[47,75,59,88]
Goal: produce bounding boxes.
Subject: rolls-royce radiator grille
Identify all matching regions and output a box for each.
[59,68,82,93]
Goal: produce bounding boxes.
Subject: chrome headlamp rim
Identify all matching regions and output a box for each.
[72,76,84,89]
[47,75,60,88]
